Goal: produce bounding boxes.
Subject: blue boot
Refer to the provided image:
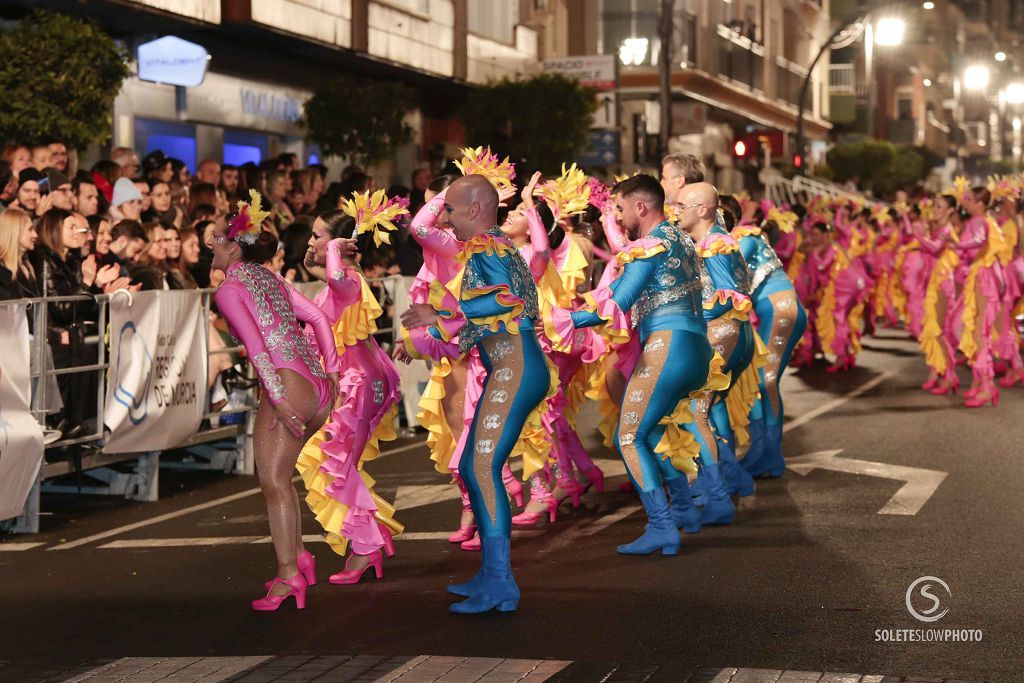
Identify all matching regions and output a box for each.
[697,462,735,526]
[617,488,681,555]
[689,467,708,507]
[447,545,486,598]
[747,422,786,478]
[449,537,519,614]
[664,476,702,534]
[718,437,755,497]
[739,417,767,475]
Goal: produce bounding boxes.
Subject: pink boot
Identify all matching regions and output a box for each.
[501,463,524,508]
[448,475,477,544]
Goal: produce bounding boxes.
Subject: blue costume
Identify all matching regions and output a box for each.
[570,220,712,555]
[403,227,550,613]
[733,224,808,478]
[685,222,758,525]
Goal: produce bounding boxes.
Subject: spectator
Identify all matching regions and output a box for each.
[287,169,313,216]
[0,208,37,300]
[168,178,189,212]
[87,215,112,257]
[189,182,227,218]
[111,146,139,179]
[46,169,74,211]
[173,227,201,289]
[48,141,68,174]
[163,224,195,289]
[340,170,372,198]
[10,168,44,215]
[101,219,148,271]
[3,145,31,177]
[266,171,294,228]
[134,179,152,213]
[195,159,221,186]
[192,219,215,287]
[129,221,169,290]
[190,203,217,226]
[109,177,144,222]
[147,180,185,228]
[278,152,299,176]
[72,177,99,217]
[90,159,122,209]
[0,161,16,207]
[142,150,174,184]
[30,145,52,172]
[409,167,430,211]
[220,163,240,202]
[169,157,190,186]
[280,221,313,282]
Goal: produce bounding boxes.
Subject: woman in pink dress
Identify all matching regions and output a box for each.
[210,193,342,611]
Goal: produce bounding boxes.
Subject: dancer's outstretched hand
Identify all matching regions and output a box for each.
[330,238,359,261]
[392,345,412,364]
[497,185,517,208]
[401,303,438,329]
[520,171,541,210]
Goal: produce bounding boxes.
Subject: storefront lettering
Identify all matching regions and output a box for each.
[240,89,303,123]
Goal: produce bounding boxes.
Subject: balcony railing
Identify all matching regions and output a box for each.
[829,64,856,94]
[775,56,808,108]
[714,24,764,92]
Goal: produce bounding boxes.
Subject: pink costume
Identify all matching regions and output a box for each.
[896,217,931,339]
[216,261,340,411]
[956,216,1001,388]
[296,239,403,557]
[994,217,1023,376]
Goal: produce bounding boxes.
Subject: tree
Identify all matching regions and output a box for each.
[461,73,598,175]
[826,138,929,195]
[0,11,129,149]
[303,75,415,165]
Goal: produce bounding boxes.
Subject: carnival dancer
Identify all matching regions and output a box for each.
[957,186,1005,408]
[295,198,406,586]
[730,201,808,480]
[814,212,870,373]
[989,177,1024,388]
[894,205,930,340]
[556,174,713,555]
[399,175,551,613]
[918,194,962,395]
[211,191,342,612]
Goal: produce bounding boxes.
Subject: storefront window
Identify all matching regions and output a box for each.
[468,0,519,44]
[223,129,269,166]
[134,118,197,172]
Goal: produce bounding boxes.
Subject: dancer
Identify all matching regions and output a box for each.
[399,175,550,614]
[918,194,962,395]
[732,202,808,479]
[558,174,713,555]
[211,192,342,611]
[296,203,405,586]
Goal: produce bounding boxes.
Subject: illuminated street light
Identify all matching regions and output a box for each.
[874,17,906,47]
[963,64,991,91]
[995,51,1007,62]
[922,1,935,8]
[923,78,932,87]
[1006,82,1024,104]
[618,37,649,66]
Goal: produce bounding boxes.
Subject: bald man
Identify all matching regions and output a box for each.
[569,173,713,552]
[674,181,757,524]
[398,174,550,614]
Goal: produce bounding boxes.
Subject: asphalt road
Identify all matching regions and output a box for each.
[1,329,1022,682]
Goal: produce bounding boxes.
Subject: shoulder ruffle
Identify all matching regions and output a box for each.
[615,237,667,266]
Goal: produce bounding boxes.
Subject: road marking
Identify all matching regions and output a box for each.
[783,369,897,434]
[96,529,549,549]
[393,484,459,511]
[579,504,642,535]
[0,542,46,551]
[786,449,948,515]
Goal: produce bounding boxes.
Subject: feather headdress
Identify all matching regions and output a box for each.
[987,174,1021,201]
[537,163,590,221]
[339,189,409,247]
[587,176,611,211]
[227,189,272,245]
[453,146,516,191]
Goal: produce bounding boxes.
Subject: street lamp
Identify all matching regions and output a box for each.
[618,38,649,66]
[874,17,906,46]
[964,65,991,91]
[995,51,1007,62]
[1005,82,1024,105]
[922,1,935,8]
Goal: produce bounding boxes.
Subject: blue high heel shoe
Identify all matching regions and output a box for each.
[617,488,681,555]
[449,537,519,614]
[697,462,735,526]
[664,476,702,534]
[746,422,786,478]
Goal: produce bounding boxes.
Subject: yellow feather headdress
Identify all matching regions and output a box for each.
[453,146,516,191]
[538,163,590,221]
[766,206,798,234]
[227,189,272,245]
[339,189,409,247]
[945,175,972,204]
[987,174,1021,201]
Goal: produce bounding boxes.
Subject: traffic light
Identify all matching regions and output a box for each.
[793,153,803,168]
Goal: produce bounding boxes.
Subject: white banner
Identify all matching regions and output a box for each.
[104,291,206,453]
[0,304,44,521]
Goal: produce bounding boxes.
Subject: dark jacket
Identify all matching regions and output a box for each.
[29,245,96,346]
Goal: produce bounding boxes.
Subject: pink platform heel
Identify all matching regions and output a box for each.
[460,532,481,551]
[252,573,307,611]
[264,549,315,591]
[378,522,396,558]
[502,464,525,508]
[511,496,557,527]
[581,465,606,494]
[329,549,383,585]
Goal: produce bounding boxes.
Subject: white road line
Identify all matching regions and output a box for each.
[0,542,47,551]
[579,504,643,536]
[783,369,897,434]
[97,529,548,549]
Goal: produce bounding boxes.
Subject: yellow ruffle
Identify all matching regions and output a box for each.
[333,277,384,347]
[725,334,768,449]
[699,350,731,393]
[786,248,806,282]
[703,290,753,322]
[510,354,560,480]
[297,405,402,557]
[558,238,591,300]
[816,279,838,354]
[585,358,620,448]
[698,237,740,258]
[959,263,984,361]
[417,358,459,474]
[999,218,1019,265]
[616,241,667,266]
[732,225,762,239]
[848,302,865,355]
[654,399,699,476]
[918,250,959,375]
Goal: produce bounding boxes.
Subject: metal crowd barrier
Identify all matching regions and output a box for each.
[5,274,412,535]
[763,172,877,208]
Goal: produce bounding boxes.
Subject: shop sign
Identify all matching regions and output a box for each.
[541,55,617,90]
[240,89,303,123]
[137,36,209,87]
